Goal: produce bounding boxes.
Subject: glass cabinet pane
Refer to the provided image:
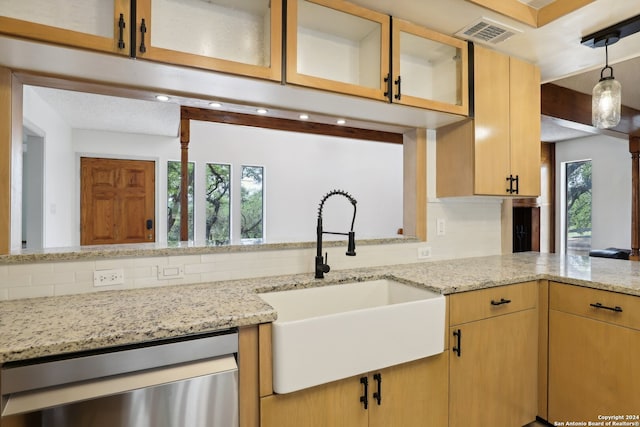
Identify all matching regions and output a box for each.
[151,0,273,67]
[2,0,115,37]
[399,31,462,106]
[296,0,382,89]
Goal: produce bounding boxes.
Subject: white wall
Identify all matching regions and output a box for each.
[23,86,75,248]
[555,134,631,252]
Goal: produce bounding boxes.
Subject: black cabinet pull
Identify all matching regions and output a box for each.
[359,376,369,409]
[117,13,126,50]
[590,302,623,312]
[491,298,512,306]
[373,373,382,405]
[139,18,147,53]
[453,329,462,357]
[506,175,513,194]
[384,73,392,102]
[394,75,401,100]
[513,175,519,195]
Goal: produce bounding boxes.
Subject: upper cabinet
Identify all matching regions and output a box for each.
[436,44,540,197]
[391,18,468,115]
[0,0,130,55]
[286,0,390,102]
[134,0,282,81]
[286,0,468,115]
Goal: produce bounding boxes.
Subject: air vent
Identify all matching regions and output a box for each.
[455,18,522,45]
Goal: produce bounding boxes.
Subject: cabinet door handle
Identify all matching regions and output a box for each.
[453,329,462,357]
[513,175,519,195]
[590,302,623,312]
[359,376,369,409]
[117,13,126,50]
[139,18,147,53]
[394,75,401,100]
[373,373,382,405]
[506,175,513,194]
[384,73,392,102]
[491,298,512,306]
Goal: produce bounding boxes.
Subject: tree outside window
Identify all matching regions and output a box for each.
[205,163,231,245]
[241,166,264,243]
[565,160,592,255]
[167,161,194,242]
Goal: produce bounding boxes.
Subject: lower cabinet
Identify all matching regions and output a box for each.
[449,282,538,427]
[260,353,448,427]
[548,283,640,423]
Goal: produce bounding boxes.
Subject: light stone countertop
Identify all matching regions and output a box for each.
[1,252,639,364]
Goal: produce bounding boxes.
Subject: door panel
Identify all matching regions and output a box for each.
[81,158,155,245]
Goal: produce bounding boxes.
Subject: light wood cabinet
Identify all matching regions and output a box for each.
[449,282,538,427]
[286,0,468,114]
[261,353,448,427]
[436,44,541,197]
[134,0,282,81]
[0,0,130,55]
[548,283,640,424]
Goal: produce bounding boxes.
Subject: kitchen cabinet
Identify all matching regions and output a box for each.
[436,45,541,197]
[260,353,448,427]
[0,0,130,55]
[286,0,468,115]
[134,0,282,81]
[548,282,640,423]
[449,282,538,427]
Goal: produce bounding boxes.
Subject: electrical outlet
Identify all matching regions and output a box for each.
[436,218,446,236]
[93,269,125,287]
[417,246,432,259]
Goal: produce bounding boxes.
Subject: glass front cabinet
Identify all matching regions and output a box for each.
[286,0,468,116]
[135,0,282,81]
[0,0,131,55]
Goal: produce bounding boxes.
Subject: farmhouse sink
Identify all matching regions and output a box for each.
[258,279,445,394]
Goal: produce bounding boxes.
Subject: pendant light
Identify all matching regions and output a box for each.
[591,33,621,129]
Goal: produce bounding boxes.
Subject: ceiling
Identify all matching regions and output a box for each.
[24,0,640,142]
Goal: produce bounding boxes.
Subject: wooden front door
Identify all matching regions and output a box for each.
[81,158,155,245]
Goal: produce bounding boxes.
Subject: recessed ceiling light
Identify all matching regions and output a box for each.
[299,113,309,120]
[209,102,222,108]
[257,108,268,114]
[155,95,170,102]
[336,119,347,125]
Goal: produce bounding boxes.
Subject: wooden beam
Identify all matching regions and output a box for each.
[0,67,11,255]
[180,106,403,144]
[541,83,640,137]
[179,118,190,242]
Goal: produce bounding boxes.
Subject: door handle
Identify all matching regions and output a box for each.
[372,373,382,405]
[453,329,462,357]
[359,376,369,409]
[146,219,153,230]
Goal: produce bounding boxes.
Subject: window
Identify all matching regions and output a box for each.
[167,161,194,242]
[241,165,264,243]
[205,163,231,245]
[565,160,592,255]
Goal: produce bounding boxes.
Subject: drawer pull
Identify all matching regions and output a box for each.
[490,298,512,306]
[453,329,462,357]
[590,302,623,312]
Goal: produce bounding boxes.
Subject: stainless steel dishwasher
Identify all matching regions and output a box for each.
[1,329,239,427]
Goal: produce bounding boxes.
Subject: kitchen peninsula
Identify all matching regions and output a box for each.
[1,252,639,427]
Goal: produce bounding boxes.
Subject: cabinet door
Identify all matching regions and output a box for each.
[0,0,130,55]
[449,309,537,427]
[135,0,282,81]
[261,375,368,427]
[548,310,640,423]
[370,354,448,427]
[472,45,511,196]
[510,56,541,197]
[286,0,390,101]
[392,18,468,116]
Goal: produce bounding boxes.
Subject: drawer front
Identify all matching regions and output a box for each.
[449,281,538,325]
[550,282,640,330]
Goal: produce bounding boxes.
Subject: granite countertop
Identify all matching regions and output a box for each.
[1,252,640,364]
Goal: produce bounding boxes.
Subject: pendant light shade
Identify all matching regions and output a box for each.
[591,35,621,129]
[592,70,621,129]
